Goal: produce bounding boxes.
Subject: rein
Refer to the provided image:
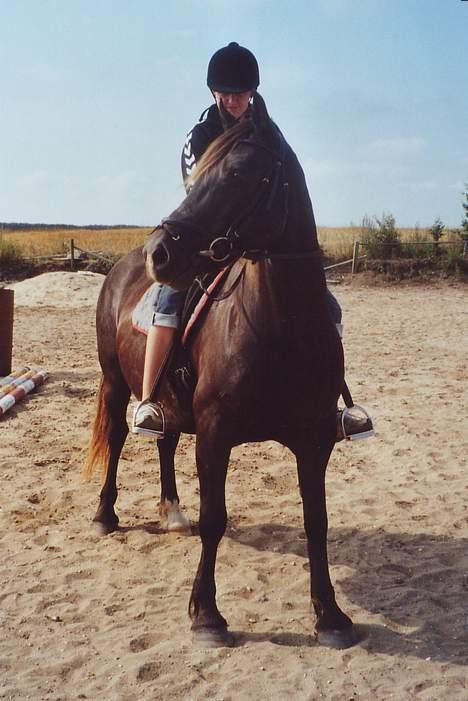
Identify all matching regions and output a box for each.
[242,249,322,261]
[195,262,246,302]
[194,247,322,304]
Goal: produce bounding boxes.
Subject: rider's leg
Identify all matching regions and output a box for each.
[142,325,177,399]
[133,285,186,437]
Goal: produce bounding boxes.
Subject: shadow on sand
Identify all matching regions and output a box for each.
[223,523,468,664]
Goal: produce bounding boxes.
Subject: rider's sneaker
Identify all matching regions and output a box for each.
[337,405,374,441]
[132,399,165,437]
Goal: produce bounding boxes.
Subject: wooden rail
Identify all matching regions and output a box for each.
[24,239,114,269]
[324,241,363,274]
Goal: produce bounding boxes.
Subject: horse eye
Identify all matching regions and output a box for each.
[231,170,239,178]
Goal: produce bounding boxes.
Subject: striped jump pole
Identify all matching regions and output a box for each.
[0,369,48,417]
[0,369,37,399]
[0,367,31,388]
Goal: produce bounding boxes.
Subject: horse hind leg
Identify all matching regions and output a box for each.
[157,432,191,534]
[85,372,130,536]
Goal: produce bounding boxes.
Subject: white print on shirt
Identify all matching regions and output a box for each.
[183,131,197,176]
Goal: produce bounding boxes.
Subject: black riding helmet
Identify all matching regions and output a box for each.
[207,42,260,93]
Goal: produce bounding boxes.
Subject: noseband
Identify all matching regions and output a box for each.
[159,131,290,264]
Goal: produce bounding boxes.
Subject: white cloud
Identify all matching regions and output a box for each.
[450,180,466,191]
[19,64,69,84]
[316,0,353,17]
[174,29,194,38]
[365,137,425,158]
[304,135,427,183]
[401,180,438,192]
[304,157,404,180]
[93,171,147,193]
[17,170,50,187]
[188,0,264,10]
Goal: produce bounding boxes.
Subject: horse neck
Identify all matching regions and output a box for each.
[243,255,329,335]
[242,147,329,325]
[283,149,320,253]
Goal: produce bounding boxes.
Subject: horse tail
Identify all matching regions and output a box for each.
[83,375,111,481]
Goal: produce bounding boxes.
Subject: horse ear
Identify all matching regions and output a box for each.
[251,92,270,130]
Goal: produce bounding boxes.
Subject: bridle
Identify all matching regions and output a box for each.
[155,125,322,310]
[159,129,291,265]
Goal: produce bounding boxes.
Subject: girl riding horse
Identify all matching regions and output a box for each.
[132,41,374,442]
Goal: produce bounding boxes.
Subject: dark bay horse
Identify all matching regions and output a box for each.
[85,93,356,648]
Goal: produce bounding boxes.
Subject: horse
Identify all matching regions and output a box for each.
[84,92,357,649]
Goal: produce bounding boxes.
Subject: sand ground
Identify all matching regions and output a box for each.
[0,273,467,700]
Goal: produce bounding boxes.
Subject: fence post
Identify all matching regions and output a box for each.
[352,241,360,274]
[70,239,75,271]
[463,240,468,257]
[0,288,14,376]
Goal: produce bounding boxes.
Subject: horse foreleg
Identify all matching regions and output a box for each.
[294,439,356,648]
[189,431,232,646]
[157,432,191,533]
[92,375,130,536]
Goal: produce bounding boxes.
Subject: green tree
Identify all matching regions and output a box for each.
[430,217,445,256]
[430,217,445,242]
[360,213,401,258]
[462,182,468,240]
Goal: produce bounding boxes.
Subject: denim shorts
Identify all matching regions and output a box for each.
[152,285,187,329]
[326,289,342,324]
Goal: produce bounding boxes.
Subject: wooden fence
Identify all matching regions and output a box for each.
[325,239,468,275]
[324,241,363,274]
[24,239,114,270]
[23,237,468,275]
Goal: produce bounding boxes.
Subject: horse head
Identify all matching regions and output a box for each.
[144,93,290,290]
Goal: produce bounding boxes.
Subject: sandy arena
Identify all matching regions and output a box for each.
[0,271,467,700]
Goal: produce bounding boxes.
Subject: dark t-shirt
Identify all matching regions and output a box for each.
[181,104,224,191]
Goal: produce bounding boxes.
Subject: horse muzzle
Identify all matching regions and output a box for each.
[143,227,197,290]
[150,240,171,274]
[144,229,173,281]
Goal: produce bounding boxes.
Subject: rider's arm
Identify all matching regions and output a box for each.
[181,106,223,192]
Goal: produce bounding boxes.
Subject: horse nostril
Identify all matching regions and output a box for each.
[153,243,169,270]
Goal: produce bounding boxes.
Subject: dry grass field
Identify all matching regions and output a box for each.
[0,227,153,258]
[1,225,436,262]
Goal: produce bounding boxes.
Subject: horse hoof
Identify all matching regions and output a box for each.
[192,627,235,648]
[316,625,359,649]
[92,520,118,536]
[160,500,191,534]
[166,512,191,535]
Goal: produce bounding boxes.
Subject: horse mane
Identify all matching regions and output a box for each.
[186,118,254,188]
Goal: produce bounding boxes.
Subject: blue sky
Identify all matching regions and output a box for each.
[1,0,467,227]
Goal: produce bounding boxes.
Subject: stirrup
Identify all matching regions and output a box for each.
[132,400,166,438]
[341,405,375,441]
